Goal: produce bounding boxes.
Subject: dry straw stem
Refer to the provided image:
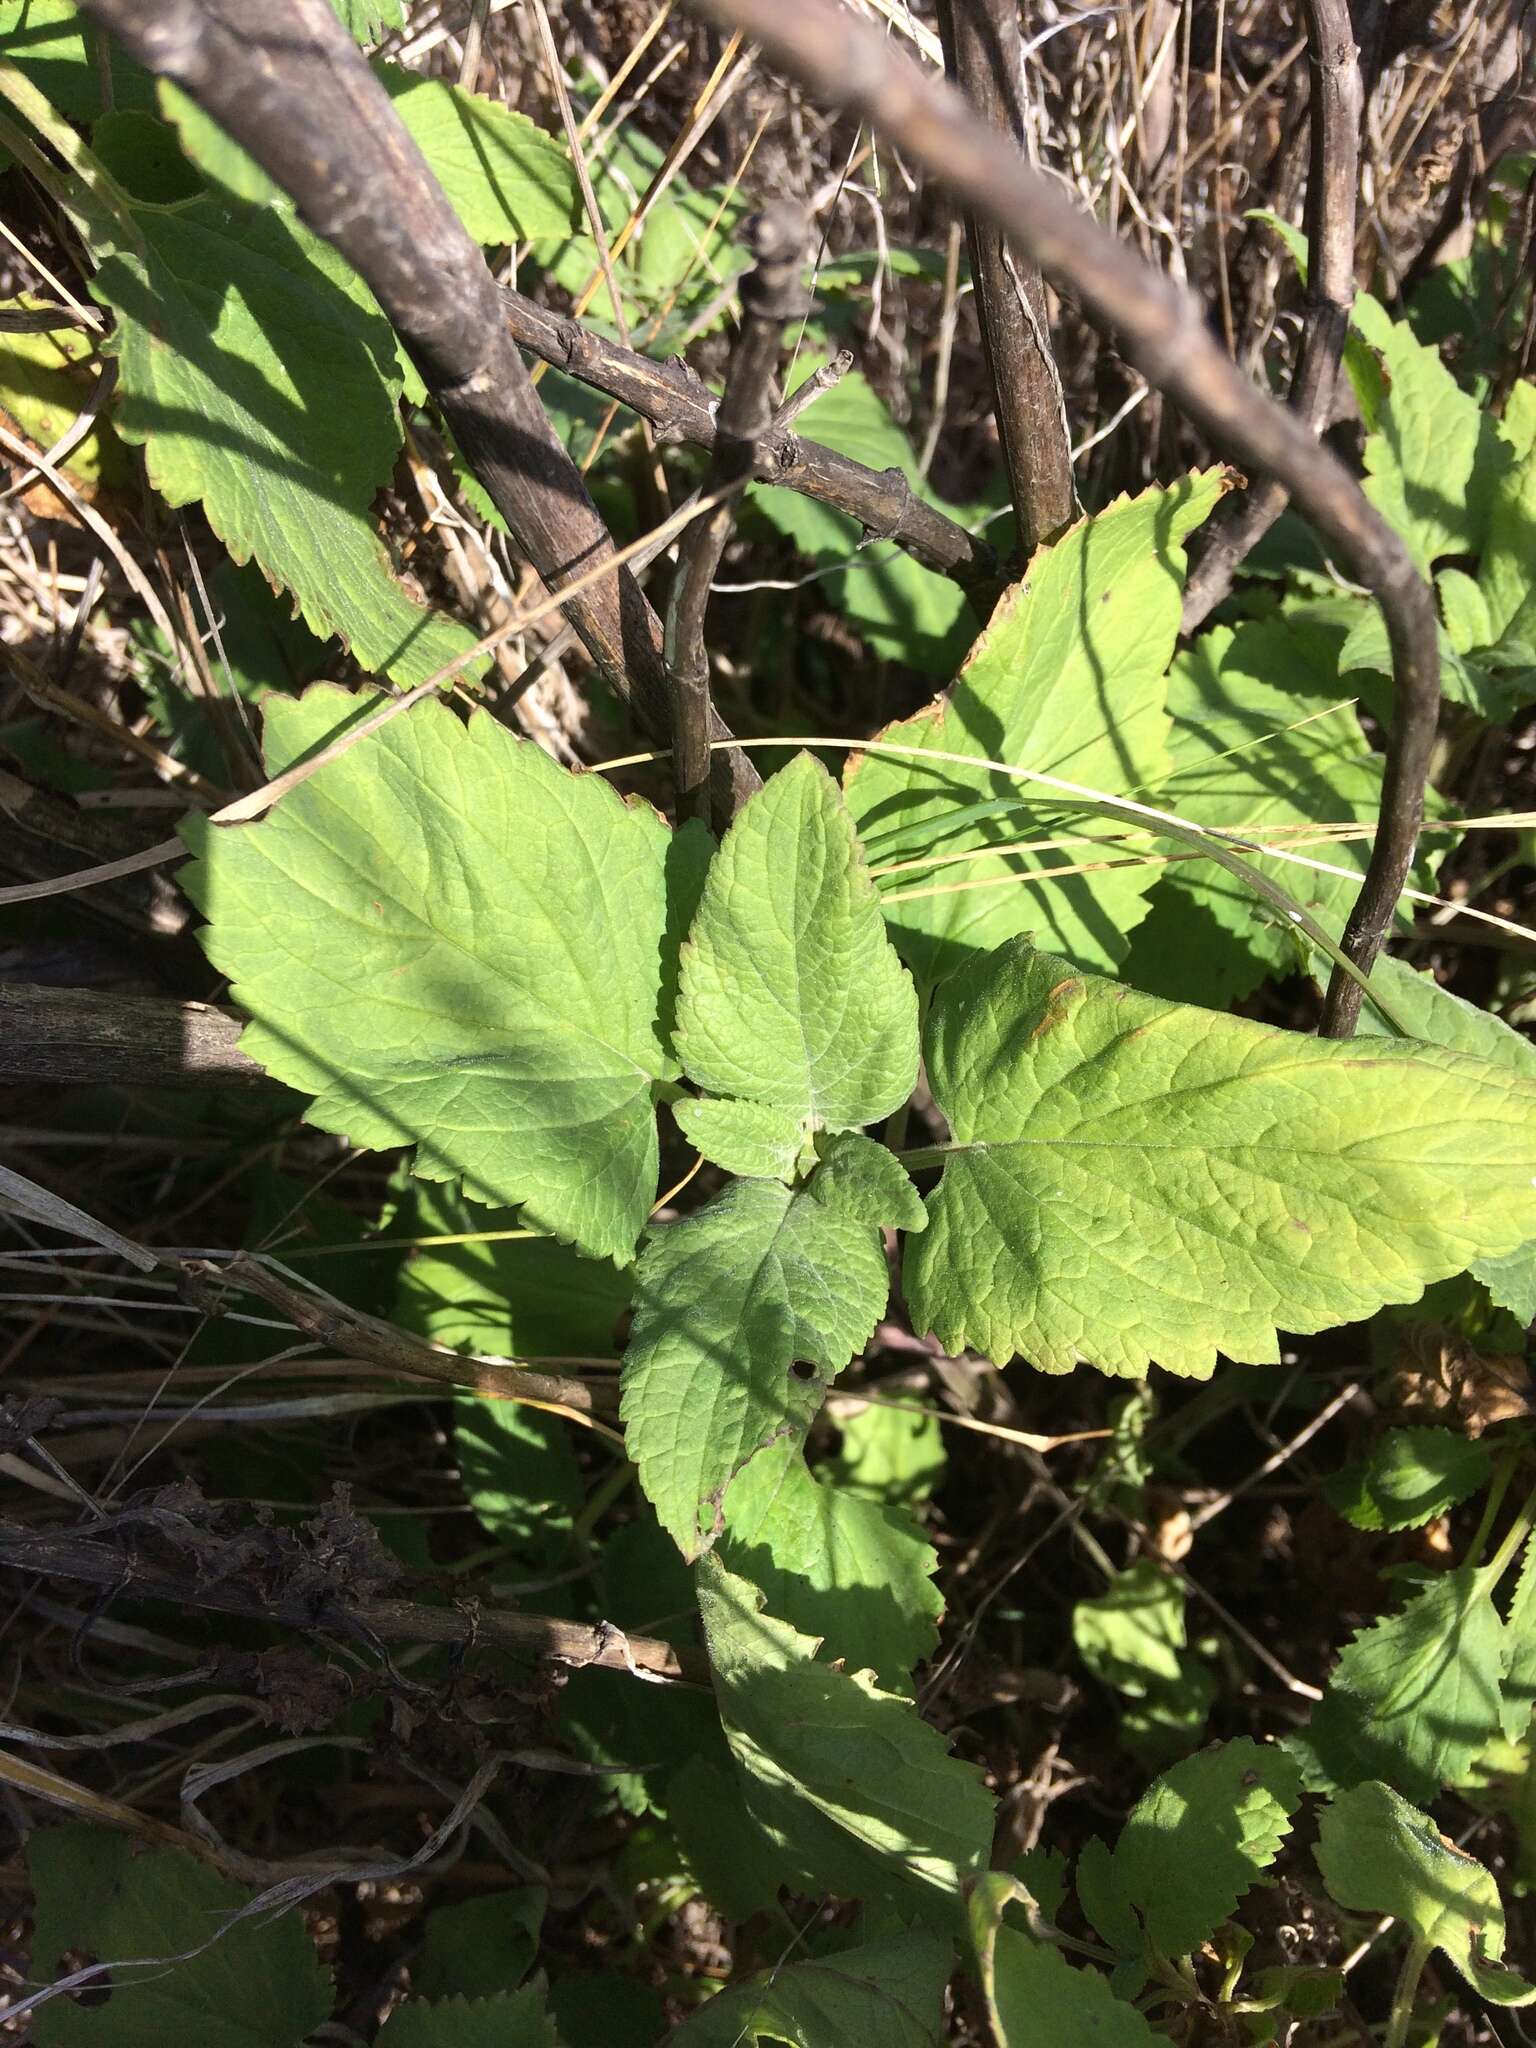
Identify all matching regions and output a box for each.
[682,0,1440,1039]
[935,0,1074,554]
[1181,0,1363,628]
[74,0,759,820]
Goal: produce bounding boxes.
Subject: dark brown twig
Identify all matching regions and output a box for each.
[682,0,1439,1036]
[0,1519,702,1683]
[179,1255,615,1416]
[666,204,811,820]
[497,286,999,595]
[1181,0,1362,630]
[935,0,1074,555]
[0,983,264,1089]
[74,0,759,820]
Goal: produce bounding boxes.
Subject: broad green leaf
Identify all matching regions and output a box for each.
[376,1988,557,2048]
[379,70,581,243]
[983,1929,1161,2048]
[0,1,155,121]
[454,1399,583,1551]
[1438,567,1494,653]
[903,942,1536,1377]
[1323,1426,1492,1532]
[27,1825,331,2048]
[1073,1562,1185,1695]
[829,1399,947,1506]
[621,1179,889,1556]
[1339,596,1530,722]
[1099,1741,1303,1960]
[89,187,477,687]
[331,0,404,40]
[1501,1532,1536,1739]
[844,474,1226,990]
[696,1555,993,1922]
[663,1751,787,1920]
[0,307,132,496]
[720,1438,943,1688]
[1074,1835,1145,1963]
[183,692,685,1262]
[751,369,971,673]
[393,1192,629,1362]
[1151,617,1415,989]
[1483,380,1536,649]
[677,754,919,1130]
[1315,1781,1536,2006]
[672,1096,808,1181]
[1358,313,1508,575]
[1298,1566,1506,1802]
[413,1893,544,2004]
[809,1130,927,1232]
[671,1929,950,2046]
[1354,958,1536,1321]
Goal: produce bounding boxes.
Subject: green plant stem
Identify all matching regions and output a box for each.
[1478,1472,1536,1588]
[1384,1936,1431,2048]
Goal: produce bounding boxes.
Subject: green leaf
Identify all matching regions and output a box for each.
[1439,567,1495,654]
[1151,617,1416,989]
[27,1825,331,2048]
[330,0,404,41]
[663,1751,787,1920]
[720,1438,943,1689]
[751,370,971,673]
[828,1399,947,1506]
[696,1555,993,1923]
[671,1929,951,2046]
[982,1929,1161,2048]
[0,1,155,122]
[677,753,919,1131]
[844,474,1226,991]
[90,188,478,688]
[672,1096,809,1180]
[1359,314,1508,575]
[1073,1563,1185,1696]
[1500,1532,1536,1738]
[394,1185,630,1360]
[903,942,1536,1377]
[809,1130,927,1232]
[1315,1781,1536,2006]
[454,1399,583,1551]
[1098,1741,1304,1960]
[1482,381,1536,650]
[378,70,581,243]
[413,1890,546,2003]
[183,691,685,1262]
[1298,1566,1507,1802]
[620,1179,890,1556]
[1324,1427,1493,1532]
[1352,958,1536,1320]
[376,1988,558,2048]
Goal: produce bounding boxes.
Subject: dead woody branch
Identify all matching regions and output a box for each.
[666,204,811,818]
[0,1517,701,1684]
[1181,0,1363,630]
[75,0,760,824]
[496,285,998,595]
[682,0,1440,1039]
[935,0,1075,557]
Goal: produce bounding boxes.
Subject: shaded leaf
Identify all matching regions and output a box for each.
[1324,1427,1492,1532]
[983,1928,1161,2048]
[720,1438,943,1688]
[828,1399,947,1506]
[671,1928,950,2046]
[904,942,1536,1377]
[1315,1781,1536,2006]
[376,1988,557,2047]
[696,1556,993,1924]
[1073,1562,1185,1696]
[621,1181,889,1556]
[27,1826,331,2048]
[413,1891,546,2003]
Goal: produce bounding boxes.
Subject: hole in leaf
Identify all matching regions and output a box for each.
[789,1360,818,1383]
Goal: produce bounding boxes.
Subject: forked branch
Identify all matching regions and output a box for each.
[684,0,1438,1037]
[75,0,760,818]
[1181,0,1363,630]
